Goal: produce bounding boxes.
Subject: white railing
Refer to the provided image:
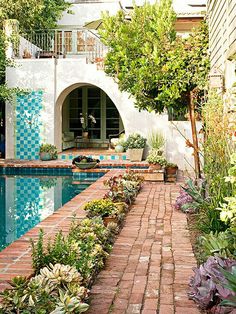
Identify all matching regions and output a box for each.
[18,29,108,64]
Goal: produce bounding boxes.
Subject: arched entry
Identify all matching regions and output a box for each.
[57,84,124,151]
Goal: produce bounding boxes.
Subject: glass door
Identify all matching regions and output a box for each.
[87,87,101,139]
[105,95,120,139]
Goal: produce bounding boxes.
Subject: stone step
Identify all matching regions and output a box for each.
[59,153,127,161]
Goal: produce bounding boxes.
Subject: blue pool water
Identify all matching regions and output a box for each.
[0,169,103,251]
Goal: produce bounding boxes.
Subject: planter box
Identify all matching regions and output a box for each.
[128,148,144,162]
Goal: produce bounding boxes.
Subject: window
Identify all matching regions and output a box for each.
[67,87,122,139]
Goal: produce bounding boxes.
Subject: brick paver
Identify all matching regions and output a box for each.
[87,182,200,314]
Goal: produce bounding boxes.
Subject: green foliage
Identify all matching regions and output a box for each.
[0,0,71,31]
[0,264,89,314]
[147,131,165,152]
[146,149,167,165]
[84,199,118,218]
[124,133,146,149]
[166,162,178,168]
[31,218,113,285]
[217,153,236,231]
[199,230,236,261]
[202,91,233,207]
[220,266,236,307]
[40,143,58,159]
[100,0,209,114]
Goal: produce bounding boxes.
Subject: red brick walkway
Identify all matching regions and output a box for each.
[86,182,200,314]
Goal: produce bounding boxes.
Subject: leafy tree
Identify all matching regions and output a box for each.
[100,0,210,177]
[0,0,71,31]
[0,0,71,100]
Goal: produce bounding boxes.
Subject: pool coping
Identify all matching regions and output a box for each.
[0,169,125,291]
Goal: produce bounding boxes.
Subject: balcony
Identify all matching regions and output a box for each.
[16,29,107,64]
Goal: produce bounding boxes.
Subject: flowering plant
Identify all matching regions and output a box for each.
[80,113,96,132]
[174,189,194,213]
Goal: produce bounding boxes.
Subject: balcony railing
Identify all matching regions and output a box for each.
[17,29,108,64]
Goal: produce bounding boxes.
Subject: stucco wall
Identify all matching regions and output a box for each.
[6,59,200,171]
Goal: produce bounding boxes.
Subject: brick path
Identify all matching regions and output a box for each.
[87,182,200,314]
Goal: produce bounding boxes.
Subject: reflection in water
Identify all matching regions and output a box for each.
[0,175,95,251]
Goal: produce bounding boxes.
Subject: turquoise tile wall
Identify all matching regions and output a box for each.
[15,91,43,160]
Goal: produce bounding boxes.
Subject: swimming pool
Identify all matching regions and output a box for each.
[0,169,103,251]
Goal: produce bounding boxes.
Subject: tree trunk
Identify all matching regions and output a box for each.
[188,91,201,179]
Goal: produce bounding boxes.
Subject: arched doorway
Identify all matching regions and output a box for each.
[61,84,124,150]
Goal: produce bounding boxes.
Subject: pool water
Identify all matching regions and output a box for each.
[0,171,103,251]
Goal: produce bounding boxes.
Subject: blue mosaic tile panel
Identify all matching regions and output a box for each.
[15,91,43,160]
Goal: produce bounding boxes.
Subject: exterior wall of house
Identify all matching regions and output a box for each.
[207,0,236,88]
[6,59,200,170]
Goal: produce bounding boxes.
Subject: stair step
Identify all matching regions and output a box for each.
[59,154,127,161]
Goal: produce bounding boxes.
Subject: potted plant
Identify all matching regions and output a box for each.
[83,199,119,226]
[165,162,178,175]
[39,144,58,161]
[114,134,126,153]
[80,113,96,139]
[165,162,178,182]
[147,130,165,155]
[124,133,147,162]
[72,155,100,169]
[146,149,167,170]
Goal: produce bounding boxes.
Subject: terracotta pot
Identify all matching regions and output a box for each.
[103,216,118,227]
[165,166,178,175]
[149,163,162,170]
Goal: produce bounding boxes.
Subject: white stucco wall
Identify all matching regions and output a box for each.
[6,58,200,170]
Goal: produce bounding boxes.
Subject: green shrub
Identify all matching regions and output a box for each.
[31,218,113,285]
[202,91,233,208]
[199,230,236,261]
[83,199,118,218]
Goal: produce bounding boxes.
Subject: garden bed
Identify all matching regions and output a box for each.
[0,170,144,313]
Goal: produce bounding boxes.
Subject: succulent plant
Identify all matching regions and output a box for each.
[51,290,89,314]
[174,189,194,212]
[189,256,236,312]
[0,264,89,314]
[84,199,118,218]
